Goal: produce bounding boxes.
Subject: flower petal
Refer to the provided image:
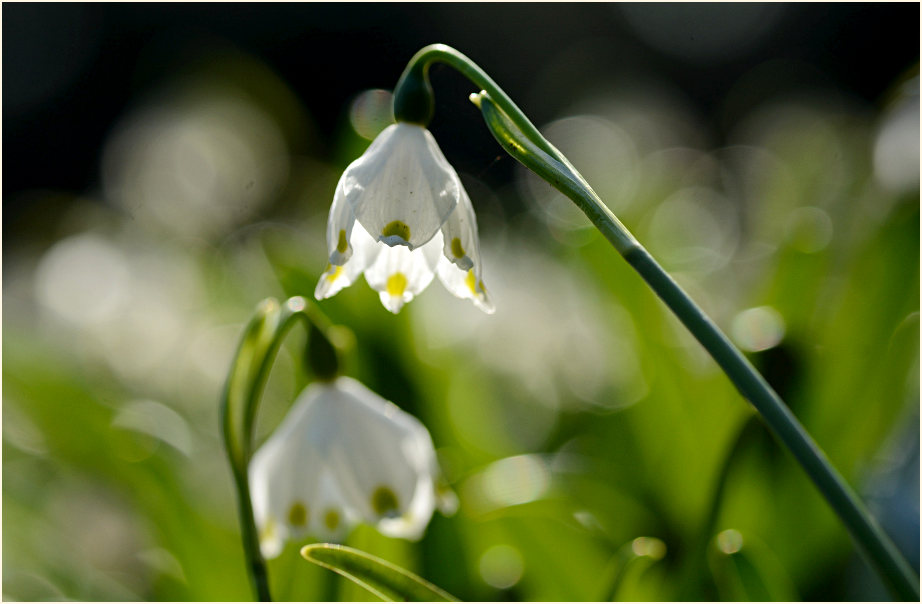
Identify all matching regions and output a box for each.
[343,123,460,250]
[249,436,291,558]
[364,231,443,313]
[325,177,356,266]
[314,222,378,300]
[308,469,358,542]
[436,255,495,314]
[325,377,440,540]
[250,385,335,556]
[439,185,480,272]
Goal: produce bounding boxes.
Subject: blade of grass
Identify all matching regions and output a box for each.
[301,543,459,602]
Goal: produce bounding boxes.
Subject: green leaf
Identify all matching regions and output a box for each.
[301,543,459,602]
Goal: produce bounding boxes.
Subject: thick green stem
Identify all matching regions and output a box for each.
[395,45,919,600]
[220,297,342,601]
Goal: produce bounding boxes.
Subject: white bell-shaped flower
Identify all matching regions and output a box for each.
[249,376,453,559]
[315,122,494,314]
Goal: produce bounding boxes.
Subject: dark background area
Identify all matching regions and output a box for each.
[3,2,919,241]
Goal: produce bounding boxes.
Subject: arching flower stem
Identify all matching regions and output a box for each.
[394,45,919,601]
[394,44,635,253]
[220,296,343,601]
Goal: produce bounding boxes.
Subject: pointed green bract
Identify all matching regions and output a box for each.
[301,543,459,602]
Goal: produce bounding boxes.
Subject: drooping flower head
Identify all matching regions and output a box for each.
[315,122,493,314]
[249,376,454,558]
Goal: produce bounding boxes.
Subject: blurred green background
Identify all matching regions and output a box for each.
[3,3,919,601]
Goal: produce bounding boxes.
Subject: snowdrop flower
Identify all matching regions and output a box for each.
[249,376,453,558]
[314,122,493,314]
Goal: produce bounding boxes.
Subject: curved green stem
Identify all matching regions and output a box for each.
[220,297,341,601]
[394,45,919,600]
[395,45,551,154]
[394,45,602,204]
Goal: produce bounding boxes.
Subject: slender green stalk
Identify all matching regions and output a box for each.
[220,297,342,601]
[392,45,920,601]
[221,301,276,601]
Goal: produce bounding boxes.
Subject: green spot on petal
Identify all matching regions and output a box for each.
[336,229,349,254]
[382,220,410,241]
[371,485,400,516]
[451,237,466,259]
[288,501,307,527]
[324,509,341,531]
